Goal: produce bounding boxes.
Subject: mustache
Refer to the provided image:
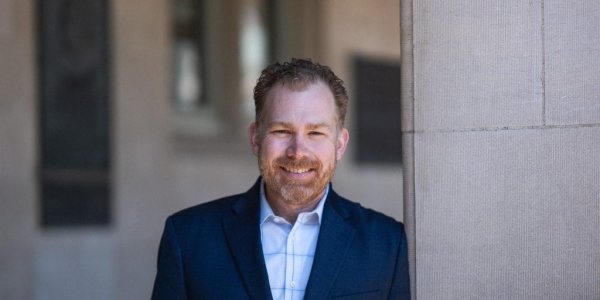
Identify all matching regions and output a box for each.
[275,157,320,170]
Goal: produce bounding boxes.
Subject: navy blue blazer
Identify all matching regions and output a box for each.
[151,178,410,300]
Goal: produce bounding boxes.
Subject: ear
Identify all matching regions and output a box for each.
[248,123,260,156]
[335,128,349,160]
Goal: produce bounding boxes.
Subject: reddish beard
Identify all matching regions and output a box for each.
[259,154,337,206]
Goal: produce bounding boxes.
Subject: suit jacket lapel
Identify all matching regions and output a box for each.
[304,188,356,300]
[222,179,273,300]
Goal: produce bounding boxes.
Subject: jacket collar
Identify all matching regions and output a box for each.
[304,186,356,299]
[222,178,273,300]
[223,177,356,300]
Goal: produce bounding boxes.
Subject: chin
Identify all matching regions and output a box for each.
[279,185,322,206]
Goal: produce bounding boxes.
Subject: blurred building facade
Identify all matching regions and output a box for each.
[0,0,402,299]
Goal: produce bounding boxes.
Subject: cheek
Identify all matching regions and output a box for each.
[309,140,337,160]
[260,138,288,157]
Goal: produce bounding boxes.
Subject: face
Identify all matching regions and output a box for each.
[249,81,349,208]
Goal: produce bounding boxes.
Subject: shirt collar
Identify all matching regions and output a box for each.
[259,178,328,225]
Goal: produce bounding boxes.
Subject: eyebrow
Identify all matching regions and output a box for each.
[306,123,332,131]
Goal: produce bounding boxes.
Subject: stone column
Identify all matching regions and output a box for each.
[111,0,172,299]
[402,0,600,299]
[0,0,36,299]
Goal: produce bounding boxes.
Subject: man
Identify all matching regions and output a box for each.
[151,59,410,300]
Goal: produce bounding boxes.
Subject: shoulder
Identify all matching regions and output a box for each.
[167,193,244,230]
[327,193,407,262]
[330,193,405,236]
[175,193,242,217]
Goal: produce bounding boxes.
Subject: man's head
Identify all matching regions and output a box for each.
[253,58,349,132]
[249,59,350,210]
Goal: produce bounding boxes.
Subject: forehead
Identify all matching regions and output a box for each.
[263,81,338,125]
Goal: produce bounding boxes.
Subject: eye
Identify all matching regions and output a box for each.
[308,131,324,136]
[272,130,291,135]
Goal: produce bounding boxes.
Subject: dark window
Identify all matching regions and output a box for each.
[173,0,205,111]
[354,57,402,165]
[39,0,110,227]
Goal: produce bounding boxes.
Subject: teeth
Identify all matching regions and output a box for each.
[284,167,309,173]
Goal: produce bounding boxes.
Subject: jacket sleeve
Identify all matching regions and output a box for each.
[151,216,188,300]
[387,223,411,300]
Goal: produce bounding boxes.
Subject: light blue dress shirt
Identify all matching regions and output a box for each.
[259,180,328,300]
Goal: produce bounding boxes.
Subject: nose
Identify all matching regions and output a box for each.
[286,134,309,159]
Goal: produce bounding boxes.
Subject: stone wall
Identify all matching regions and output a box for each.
[402,0,600,299]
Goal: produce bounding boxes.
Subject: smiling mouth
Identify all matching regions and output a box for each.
[280,166,313,174]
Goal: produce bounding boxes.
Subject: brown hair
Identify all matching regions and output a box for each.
[253,58,348,130]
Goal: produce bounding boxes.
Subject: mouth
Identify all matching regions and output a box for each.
[281,166,312,174]
[279,166,316,179]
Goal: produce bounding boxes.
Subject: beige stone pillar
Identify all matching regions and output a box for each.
[402,0,600,299]
[112,0,172,298]
[0,0,36,299]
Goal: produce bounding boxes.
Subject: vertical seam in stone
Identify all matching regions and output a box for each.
[400,0,416,298]
[541,0,547,126]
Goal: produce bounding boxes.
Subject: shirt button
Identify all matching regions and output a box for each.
[273,217,281,223]
[290,281,296,288]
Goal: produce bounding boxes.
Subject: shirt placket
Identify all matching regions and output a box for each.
[285,223,299,300]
